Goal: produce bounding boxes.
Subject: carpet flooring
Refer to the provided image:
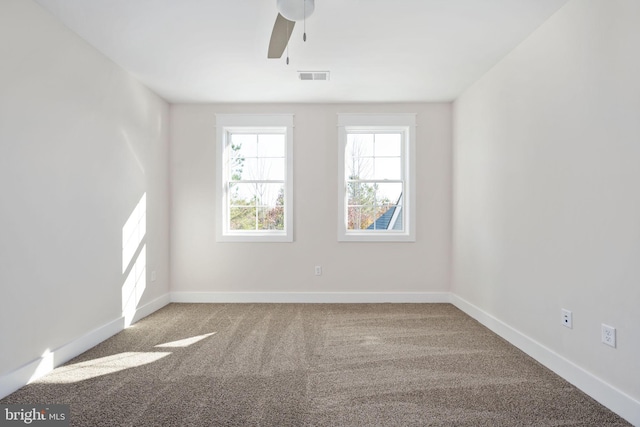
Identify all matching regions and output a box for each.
[1,303,631,426]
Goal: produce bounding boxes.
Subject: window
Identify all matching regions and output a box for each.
[338,114,416,242]
[216,114,293,242]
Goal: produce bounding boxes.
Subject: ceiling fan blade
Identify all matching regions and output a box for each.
[268,13,295,59]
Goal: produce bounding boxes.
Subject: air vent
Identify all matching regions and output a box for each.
[298,71,330,81]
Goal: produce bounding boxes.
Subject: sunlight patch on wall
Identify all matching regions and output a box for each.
[155,332,217,348]
[122,193,146,274]
[35,352,170,384]
[122,193,147,327]
[27,349,54,384]
[122,245,146,327]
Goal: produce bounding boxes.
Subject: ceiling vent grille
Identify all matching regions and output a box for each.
[298,71,330,81]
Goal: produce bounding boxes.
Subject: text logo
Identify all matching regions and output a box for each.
[0,405,69,426]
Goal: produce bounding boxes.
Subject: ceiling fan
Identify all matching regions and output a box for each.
[268,0,315,61]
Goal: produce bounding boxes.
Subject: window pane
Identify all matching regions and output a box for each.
[347,205,376,230]
[346,134,376,180]
[347,206,361,230]
[228,156,245,181]
[346,134,374,158]
[374,158,401,180]
[347,181,376,206]
[241,158,285,181]
[352,204,402,231]
[371,206,383,230]
[257,207,284,230]
[374,133,402,157]
[257,134,285,158]
[376,182,403,204]
[229,183,256,206]
[263,158,285,180]
[346,156,374,180]
[371,205,400,230]
[229,134,257,158]
[255,183,284,207]
[229,207,256,230]
[241,158,259,179]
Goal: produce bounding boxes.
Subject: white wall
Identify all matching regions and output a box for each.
[170,103,451,299]
[453,0,640,416]
[0,0,170,391]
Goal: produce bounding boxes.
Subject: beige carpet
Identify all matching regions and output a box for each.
[1,303,631,426]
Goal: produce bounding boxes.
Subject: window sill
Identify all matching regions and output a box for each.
[217,232,293,243]
[338,232,415,243]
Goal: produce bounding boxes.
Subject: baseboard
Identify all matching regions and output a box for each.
[450,294,640,426]
[0,294,170,400]
[170,291,451,304]
[130,293,171,325]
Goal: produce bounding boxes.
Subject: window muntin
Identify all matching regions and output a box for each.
[216,114,293,242]
[338,114,416,242]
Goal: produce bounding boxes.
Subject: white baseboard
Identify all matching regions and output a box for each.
[170,291,451,304]
[450,294,640,427]
[130,293,171,325]
[0,294,170,400]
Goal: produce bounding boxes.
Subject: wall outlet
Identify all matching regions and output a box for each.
[151,270,157,282]
[601,324,616,348]
[314,265,322,276]
[561,309,572,329]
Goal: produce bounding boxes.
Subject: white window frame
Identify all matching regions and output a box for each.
[337,113,416,242]
[216,114,294,242]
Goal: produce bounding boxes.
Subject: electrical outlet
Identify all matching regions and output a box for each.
[561,309,572,329]
[314,265,322,276]
[602,324,616,348]
[151,270,157,282]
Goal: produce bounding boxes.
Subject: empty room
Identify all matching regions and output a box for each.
[1,0,638,425]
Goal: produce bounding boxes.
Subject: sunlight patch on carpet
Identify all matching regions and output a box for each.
[35,352,170,384]
[155,332,217,348]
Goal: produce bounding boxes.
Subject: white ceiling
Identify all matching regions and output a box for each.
[33,0,569,103]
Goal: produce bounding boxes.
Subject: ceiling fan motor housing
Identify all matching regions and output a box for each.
[277,0,315,21]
